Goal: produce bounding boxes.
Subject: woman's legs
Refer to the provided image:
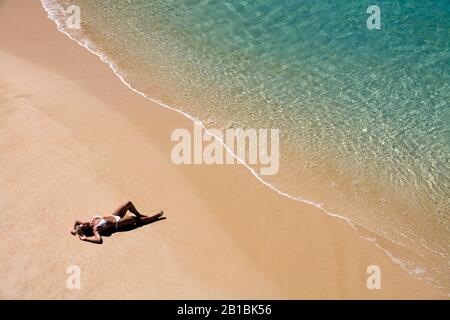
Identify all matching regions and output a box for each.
[112,201,145,219]
[138,211,164,224]
[117,211,164,229]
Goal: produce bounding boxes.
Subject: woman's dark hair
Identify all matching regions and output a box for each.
[76,223,94,237]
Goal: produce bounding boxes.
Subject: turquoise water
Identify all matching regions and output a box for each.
[48,0,449,289]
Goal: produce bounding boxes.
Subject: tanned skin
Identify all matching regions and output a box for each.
[71,201,164,244]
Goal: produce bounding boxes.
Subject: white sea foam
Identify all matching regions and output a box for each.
[40,0,446,294]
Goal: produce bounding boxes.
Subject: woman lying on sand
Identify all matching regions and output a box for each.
[71,201,164,244]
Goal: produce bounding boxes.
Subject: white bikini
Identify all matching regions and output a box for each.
[91,215,120,231]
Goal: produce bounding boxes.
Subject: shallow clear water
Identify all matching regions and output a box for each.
[48,0,449,289]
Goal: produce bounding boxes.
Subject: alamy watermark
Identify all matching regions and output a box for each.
[64,4,81,30]
[171,122,280,176]
[367,5,381,30]
[366,265,381,290]
[66,265,81,290]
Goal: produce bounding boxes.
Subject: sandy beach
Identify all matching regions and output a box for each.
[0,0,445,299]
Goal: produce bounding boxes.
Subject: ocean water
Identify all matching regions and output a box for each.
[43,0,450,291]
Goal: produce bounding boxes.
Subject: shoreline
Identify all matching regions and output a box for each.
[0,0,446,298]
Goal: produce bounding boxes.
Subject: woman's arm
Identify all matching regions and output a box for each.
[79,229,103,244]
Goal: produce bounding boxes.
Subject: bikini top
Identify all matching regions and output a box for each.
[91,215,108,231]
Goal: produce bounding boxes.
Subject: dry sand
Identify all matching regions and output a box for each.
[0,0,445,299]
